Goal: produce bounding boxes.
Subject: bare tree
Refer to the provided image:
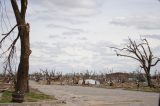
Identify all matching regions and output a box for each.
[41,69,56,85]
[0,0,31,102]
[32,72,43,82]
[111,38,160,87]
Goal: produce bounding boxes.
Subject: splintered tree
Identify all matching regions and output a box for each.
[111,38,160,87]
[0,0,31,102]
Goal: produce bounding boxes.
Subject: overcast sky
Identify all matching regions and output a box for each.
[0,0,160,74]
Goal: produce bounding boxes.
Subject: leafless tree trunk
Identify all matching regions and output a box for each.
[111,38,160,87]
[10,0,31,94]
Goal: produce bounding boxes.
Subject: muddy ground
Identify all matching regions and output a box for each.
[30,81,159,106]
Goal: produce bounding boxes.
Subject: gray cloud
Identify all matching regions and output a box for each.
[29,0,103,18]
[110,16,160,30]
[55,40,118,58]
[141,35,160,40]
[48,34,87,41]
[62,31,81,36]
[48,35,67,40]
[76,37,87,41]
[31,42,49,49]
[31,41,64,58]
[47,24,86,36]
[47,24,85,32]
[48,35,60,39]
[27,1,90,25]
[31,40,118,64]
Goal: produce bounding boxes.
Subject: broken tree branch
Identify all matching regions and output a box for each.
[0,25,17,46]
[151,58,160,67]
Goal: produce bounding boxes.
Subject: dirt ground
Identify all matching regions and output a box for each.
[30,81,159,106]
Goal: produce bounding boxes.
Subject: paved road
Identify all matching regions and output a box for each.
[30,81,159,106]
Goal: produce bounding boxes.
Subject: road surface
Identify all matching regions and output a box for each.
[30,81,159,106]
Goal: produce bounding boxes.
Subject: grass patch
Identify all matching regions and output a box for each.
[0,90,12,103]
[0,88,57,103]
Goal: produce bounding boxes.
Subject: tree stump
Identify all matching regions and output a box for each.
[12,92,24,103]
